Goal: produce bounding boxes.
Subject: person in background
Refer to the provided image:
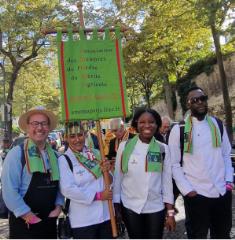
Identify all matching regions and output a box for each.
[81,120,100,150]
[103,129,116,156]
[58,121,113,239]
[0,138,11,161]
[168,86,234,239]
[154,116,172,143]
[113,108,175,239]
[106,118,135,161]
[1,106,63,239]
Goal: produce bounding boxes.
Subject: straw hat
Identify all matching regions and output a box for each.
[18,106,57,132]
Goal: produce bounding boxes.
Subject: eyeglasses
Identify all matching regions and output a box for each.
[29,121,49,128]
[188,95,208,104]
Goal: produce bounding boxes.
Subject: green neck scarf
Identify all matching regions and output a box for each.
[71,147,102,179]
[24,139,59,181]
[121,135,162,173]
[184,115,221,153]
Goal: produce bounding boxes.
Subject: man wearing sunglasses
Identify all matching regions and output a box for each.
[168,86,233,239]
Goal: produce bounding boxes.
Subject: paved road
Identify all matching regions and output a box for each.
[164,191,235,239]
[0,191,234,239]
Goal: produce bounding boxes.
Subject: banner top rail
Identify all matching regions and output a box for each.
[42,26,128,35]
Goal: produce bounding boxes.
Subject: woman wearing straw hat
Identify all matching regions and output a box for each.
[1,106,63,239]
[58,121,113,239]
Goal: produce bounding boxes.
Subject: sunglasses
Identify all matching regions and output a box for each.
[188,95,208,104]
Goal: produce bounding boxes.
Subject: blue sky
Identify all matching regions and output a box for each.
[93,0,112,8]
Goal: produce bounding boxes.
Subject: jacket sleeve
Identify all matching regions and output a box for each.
[168,125,194,196]
[161,145,174,204]
[1,146,31,217]
[221,125,234,182]
[58,154,97,205]
[113,142,126,203]
[55,188,64,206]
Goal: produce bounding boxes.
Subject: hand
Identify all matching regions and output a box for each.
[100,188,113,201]
[186,191,197,197]
[48,205,62,217]
[100,160,111,172]
[165,216,176,231]
[21,212,42,224]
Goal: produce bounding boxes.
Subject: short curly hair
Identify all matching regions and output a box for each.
[131,108,162,132]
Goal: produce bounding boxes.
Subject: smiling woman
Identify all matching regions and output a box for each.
[113,108,176,239]
[1,106,63,239]
[58,121,113,239]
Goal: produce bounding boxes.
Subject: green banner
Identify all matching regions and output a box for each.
[57,28,129,122]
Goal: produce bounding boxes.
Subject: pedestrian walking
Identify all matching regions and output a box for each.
[168,86,234,239]
[1,106,63,239]
[113,108,175,239]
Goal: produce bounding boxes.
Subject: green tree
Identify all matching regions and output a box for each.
[116,0,212,118]
[0,0,69,140]
[13,58,60,118]
[187,0,234,142]
[124,34,162,108]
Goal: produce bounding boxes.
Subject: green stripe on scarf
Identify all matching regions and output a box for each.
[121,135,162,173]
[24,139,59,181]
[73,149,102,179]
[184,115,221,154]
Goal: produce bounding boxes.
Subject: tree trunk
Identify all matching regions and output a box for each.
[145,89,151,108]
[6,66,20,141]
[163,75,174,120]
[211,24,233,143]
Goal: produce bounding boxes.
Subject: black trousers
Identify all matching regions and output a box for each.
[121,205,165,239]
[9,213,57,239]
[184,191,232,239]
[72,220,113,239]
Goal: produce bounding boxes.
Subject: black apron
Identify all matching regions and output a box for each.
[9,171,58,239]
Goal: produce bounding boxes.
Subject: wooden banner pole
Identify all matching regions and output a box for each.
[77,2,118,237]
[96,120,118,237]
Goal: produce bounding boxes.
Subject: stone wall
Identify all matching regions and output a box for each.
[193,54,235,123]
[153,53,235,123]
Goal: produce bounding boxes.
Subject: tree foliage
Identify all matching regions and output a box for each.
[116,0,212,118]
[13,58,60,117]
[0,0,76,139]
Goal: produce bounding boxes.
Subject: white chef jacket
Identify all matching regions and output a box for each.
[168,116,234,198]
[58,147,110,228]
[113,138,174,214]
